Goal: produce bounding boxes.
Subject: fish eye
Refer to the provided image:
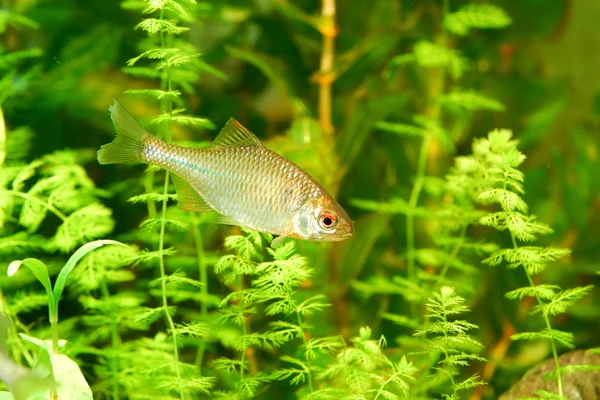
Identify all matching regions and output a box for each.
[319,213,337,230]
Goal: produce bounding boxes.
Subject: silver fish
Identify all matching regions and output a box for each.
[97,101,353,246]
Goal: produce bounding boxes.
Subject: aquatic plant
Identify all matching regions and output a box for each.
[469,130,594,398]
[1,1,599,399]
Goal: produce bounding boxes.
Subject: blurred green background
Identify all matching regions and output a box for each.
[1,0,600,398]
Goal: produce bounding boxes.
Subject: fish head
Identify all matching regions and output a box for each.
[290,195,354,242]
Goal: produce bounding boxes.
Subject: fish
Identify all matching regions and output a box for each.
[97,100,354,247]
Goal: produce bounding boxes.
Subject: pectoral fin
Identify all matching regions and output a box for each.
[171,175,214,212]
[270,236,287,248]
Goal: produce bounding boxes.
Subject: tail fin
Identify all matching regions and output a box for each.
[97,100,150,164]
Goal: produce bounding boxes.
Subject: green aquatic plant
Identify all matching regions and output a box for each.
[3,240,130,400]
[213,228,339,397]
[375,0,510,299]
[351,0,510,312]
[101,0,225,397]
[312,326,416,400]
[1,1,599,399]
[465,130,594,398]
[350,4,510,394]
[211,228,418,399]
[414,286,485,399]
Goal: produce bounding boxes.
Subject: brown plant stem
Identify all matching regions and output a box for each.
[318,0,337,138]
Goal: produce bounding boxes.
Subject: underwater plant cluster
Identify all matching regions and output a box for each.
[1,0,599,399]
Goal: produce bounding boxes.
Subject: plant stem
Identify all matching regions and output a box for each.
[50,314,59,355]
[193,214,208,369]
[296,312,314,393]
[49,308,59,399]
[158,172,183,399]
[435,0,449,121]
[155,5,182,398]
[239,275,247,385]
[421,224,467,334]
[373,370,402,400]
[318,0,336,138]
[99,280,121,400]
[406,136,431,283]
[407,0,449,322]
[433,225,467,293]
[0,106,5,167]
[510,234,563,396]
[441,309,458,398]
[144,172,157,218]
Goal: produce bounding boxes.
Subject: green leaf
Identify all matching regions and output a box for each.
[53,204,114,252]
[477,188,528,212]
[126,47,180,66]
[0,49,42,69]
[350,197,428,217]
[225,45,306,116]
[8,258,55,317]
[511,329,575,349]
[18,193,48,233]
[140,217,189,232]
[439,91,505,112]
[122,66,161,79]
[127,192,177,204]
[296,294,330,317]
[18,333,64,354]
[0,10,40,31]
[305,336,345,360]
[381,313,421,330]
[445,4,512,36]
[480,212,553,242]
[151,109,215,129]
[173,321,211,339]
[453,373,486,391]
[50,354,92,400]
[374,121,425,137]
[483,246,570,274]
[335,213,392,296]
[413,115,455,152]
[535,286,594,317]
[504,285,560,301]
[135,18,189,35]
[53,240,128,310]
[413,40,467,79]
[125,89,182,100]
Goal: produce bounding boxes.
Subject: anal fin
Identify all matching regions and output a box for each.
[171,175,214,212]
[212,214,241,226]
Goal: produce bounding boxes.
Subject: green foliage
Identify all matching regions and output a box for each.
[415,287,485,399]
[454,130,594,396]
[445,4,512,36]
[1,1,599,400]
[314,327,416,399]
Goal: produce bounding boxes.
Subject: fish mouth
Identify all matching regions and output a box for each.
[337,227,354,240]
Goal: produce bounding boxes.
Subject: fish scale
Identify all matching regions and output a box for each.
[97,100,353,243]
[142,140,325,235]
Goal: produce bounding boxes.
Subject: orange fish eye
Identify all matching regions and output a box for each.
[319,213,337,229]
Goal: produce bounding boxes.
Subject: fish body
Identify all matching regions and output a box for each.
[98,101,353,244]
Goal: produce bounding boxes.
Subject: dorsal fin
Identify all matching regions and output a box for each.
[210,118,265,149]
